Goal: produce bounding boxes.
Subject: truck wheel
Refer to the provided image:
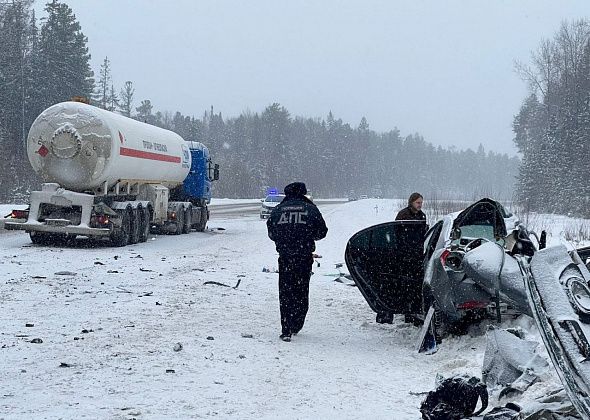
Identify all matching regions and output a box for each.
[110,210,130,247]
[174,208,185,235]
[138,206,150,243]
[128,208,140,245]
[30,231,48,245]
[61,234,77,246]
[47,233,68,246]
[182,206,192,234]
[195,207,207,232]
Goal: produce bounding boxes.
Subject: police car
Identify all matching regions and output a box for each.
[260,193,285,219]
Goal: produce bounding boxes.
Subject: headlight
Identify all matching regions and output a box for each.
[565,277,590,322]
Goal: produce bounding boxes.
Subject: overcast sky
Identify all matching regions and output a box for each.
[34,0,589,155]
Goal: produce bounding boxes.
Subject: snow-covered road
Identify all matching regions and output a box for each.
[0,199,569,418]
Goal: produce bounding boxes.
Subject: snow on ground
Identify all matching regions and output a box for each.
[0,198,586,418]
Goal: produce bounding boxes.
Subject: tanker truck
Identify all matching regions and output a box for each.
[3,101,219,246]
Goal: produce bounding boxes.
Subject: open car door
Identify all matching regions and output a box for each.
[345,220,427,315]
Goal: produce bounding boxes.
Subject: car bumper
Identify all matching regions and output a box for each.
[260,208,273,218]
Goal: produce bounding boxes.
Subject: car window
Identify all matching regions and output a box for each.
[370,225,398,249]
[424,220,443,260]
[265,195,284,202]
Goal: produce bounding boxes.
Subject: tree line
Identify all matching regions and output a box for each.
[514,19,590,216]
[0,0,519,202]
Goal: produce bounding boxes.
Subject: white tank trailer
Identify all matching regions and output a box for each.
[4,101,220,246]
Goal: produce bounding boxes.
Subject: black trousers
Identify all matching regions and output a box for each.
[278,254,313,336]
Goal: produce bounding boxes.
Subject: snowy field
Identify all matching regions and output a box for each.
[0,198,587,419]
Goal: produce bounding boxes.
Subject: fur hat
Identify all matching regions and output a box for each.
[284,182,308,197]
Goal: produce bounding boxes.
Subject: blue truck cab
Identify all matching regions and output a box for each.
[181,141,219,204]
[168,141,219,232]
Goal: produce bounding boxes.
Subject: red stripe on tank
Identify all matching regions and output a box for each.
[119,147,181,163]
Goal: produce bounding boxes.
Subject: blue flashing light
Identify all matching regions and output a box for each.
[267,188,279,195]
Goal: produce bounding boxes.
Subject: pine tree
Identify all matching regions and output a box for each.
[94,56,114,109]
[35,0,94,107]
[0,0,32,143]
[107,84,118,111]
[0,0,36,196]
[135,99,154,124]
[119,81,135,117]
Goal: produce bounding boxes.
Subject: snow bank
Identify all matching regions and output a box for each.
[0,198,584,418]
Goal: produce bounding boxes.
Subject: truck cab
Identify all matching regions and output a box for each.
[172,141,219,205]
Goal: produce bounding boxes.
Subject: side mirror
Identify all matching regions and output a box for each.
[451,227,461,241]
[208,161,220,181]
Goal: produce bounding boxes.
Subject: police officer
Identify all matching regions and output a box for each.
[267,182,328,342]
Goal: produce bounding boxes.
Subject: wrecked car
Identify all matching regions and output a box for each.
[521,244,590,417]
[345,198,545,338]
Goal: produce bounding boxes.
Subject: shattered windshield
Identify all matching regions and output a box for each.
[454,224,496,244]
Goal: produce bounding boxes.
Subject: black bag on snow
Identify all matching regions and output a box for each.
[420,376,489,420]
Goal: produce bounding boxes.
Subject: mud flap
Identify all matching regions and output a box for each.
[416,306,438,354]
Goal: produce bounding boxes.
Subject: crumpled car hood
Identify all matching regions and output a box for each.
[462,242,531,316]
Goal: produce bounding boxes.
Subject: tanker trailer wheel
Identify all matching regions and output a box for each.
[138,205,151,243]
[174,207,185,235]
[30,231,49,245]
[182,205,192,234]
[110,209,131,247]
[195,207,207,232]
[128,208,140,245]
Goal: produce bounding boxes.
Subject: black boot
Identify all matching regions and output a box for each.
[376,311,393,324]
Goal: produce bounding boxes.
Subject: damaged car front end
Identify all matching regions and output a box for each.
[345,198,544,340]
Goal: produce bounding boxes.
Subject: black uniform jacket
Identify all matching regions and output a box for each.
[267,195,328,256]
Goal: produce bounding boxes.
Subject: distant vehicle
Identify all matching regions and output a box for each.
[370,186,383,198]
[260,194,285,219]
[345,198,546,339]
[358,195,368,200]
